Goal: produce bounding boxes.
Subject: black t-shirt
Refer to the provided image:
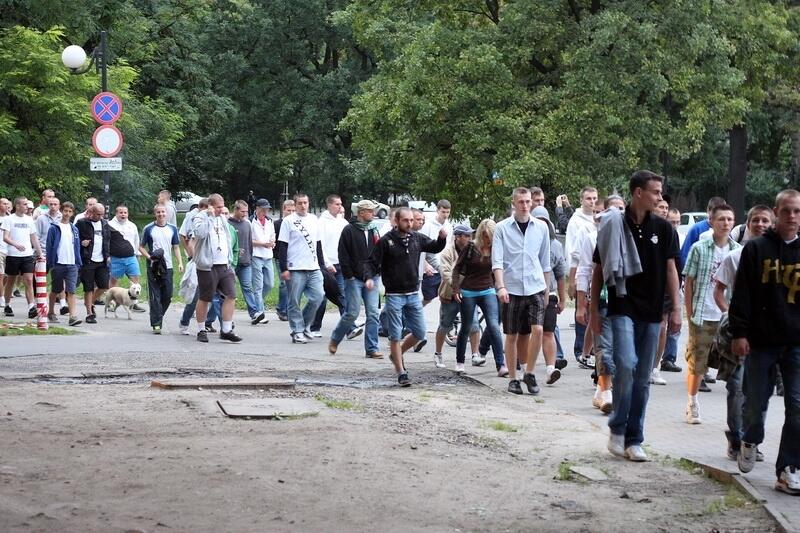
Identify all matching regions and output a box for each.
[517,219,528,235]
[593,207,680,322]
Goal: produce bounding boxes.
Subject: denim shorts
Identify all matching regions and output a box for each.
[110,256,141,279]
[51,264,78,294]
[438,299,479,333]
[385,293,427,341]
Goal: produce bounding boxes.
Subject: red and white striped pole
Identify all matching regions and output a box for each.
[35,258,48,330]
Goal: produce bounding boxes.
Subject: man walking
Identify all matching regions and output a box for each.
[45,201,82,326]
[565,187,598,362]
[273,199,294,321]
[229,200,262,324]
[329,200,383,358]
[191,193,241,343]
[36,196,66,315]
[682,204,739,424]
[140,205,183,333]
[730,189,800,495]
[276,193,325,343]
[108,205,145,312]
[1,197,43,318]
[492,187,551,395]
[590,170,681,462]
[76,203,110,324]
[365,207,446,386]
[311,194,349,336]
[419,200,453,306]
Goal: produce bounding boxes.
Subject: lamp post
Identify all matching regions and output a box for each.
[61,31,111,214]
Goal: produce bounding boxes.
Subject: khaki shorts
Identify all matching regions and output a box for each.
[685,320,717,376]
[0,252,5,276]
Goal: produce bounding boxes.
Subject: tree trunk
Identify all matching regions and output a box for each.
[791,128,800,188]
[728,125,748,224]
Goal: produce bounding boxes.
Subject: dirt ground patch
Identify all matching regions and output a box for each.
[0,373,775,533]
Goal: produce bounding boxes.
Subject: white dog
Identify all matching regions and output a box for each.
[104,283,143,320]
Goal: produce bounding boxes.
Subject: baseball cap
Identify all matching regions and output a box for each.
[356,199,378,211]
[256,198,271,208]
[25,200,34,209]
[532,206,551,221]
[453,224,474,236]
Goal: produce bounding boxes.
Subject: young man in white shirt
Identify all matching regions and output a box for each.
[140,205,183,334]
[311,194,350,336]
[45,202,82,326]
[72,197,97,223]
[0,197,9,311]
[1,197,42,318]
[565,186,598,362]
[250,198,276,324]
[75,203,110,324]
[276,193,325,343]
[419,200,453,306]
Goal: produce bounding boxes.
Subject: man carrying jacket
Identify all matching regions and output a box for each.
[75,203,110,324]
[730,188,800,495]
[328,200,382,358]
[45,202,82,326]
[365,207,446,386]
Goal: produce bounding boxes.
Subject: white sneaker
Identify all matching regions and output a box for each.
[455,363,465,373]
[179,324,190,336]
[311,330,322,338]
[608,433,625,457]
[433,352,446,369]
[471,353,486,366]
[650,368,667,385]
[685,400,701,424]
[586,355,595,367]
[600,390,613,415]
[624,445,648,462]
[738,442,757,473]
[776,466,800,495]
[592,390,603,409]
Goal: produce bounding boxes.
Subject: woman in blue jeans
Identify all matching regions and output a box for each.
[452,219,507,376]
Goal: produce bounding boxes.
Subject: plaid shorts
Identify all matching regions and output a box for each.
[501,292,546,335]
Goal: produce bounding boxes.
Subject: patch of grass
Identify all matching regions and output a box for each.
[555,460,574,481]
[0,321,78,336]
[417,392,432,402]
[315,394,358,411]
[480,419,519,433]
[706,486,751,514]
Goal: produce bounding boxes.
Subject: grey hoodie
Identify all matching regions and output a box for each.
[191,211,233,271]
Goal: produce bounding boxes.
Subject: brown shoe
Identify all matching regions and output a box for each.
[328,341,338,355]
[366,351,384,359]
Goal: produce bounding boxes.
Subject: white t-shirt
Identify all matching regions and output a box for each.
[0,214,8,255]
[108,218,141,256]
[179,208,198,238]
[420,217,453,267]
[713,247,742,289]
[210,216,229,265]
[57,223,76,265]
[701,245,727,322]
[144,223,179,269]
[1,214,36,257]
[278,213,321,271]
[250,216,275,259]
[318,210,348,267]
[90,220,104,262]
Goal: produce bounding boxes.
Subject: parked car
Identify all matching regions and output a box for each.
[350,198,390,219]
[175,191,204,213]
[677,212,708,235]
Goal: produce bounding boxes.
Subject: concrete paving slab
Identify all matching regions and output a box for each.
[216,398,322,418]
[151,377,296,390]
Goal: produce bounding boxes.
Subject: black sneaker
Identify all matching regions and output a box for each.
[68,317,82,327]
[703,372,717,384]
[85,314,97,324]
[546,369,561,385]
[698,379,712,392]
[555,358,568,370]
[28,307,37,319]
[59,305,69,316]
[220,330,242,343]
[397,372,411,387]
[131,303,147,313]
[197,330,209,343]
[508,379,523,395]
[12,289,21,298]
[277,313,289,322]
[251,312,265,325]
[413,339,427,353]
[4,305,12,317]
[205,324,217,333]
[522,373,540,395]
[660,360,682,372]
[93,299,104,306]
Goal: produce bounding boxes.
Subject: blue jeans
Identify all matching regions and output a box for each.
[275,259,288,316]
[459,294,504,368]
[331,277,380,353]
[742,345,800,477]
[251,256,274,314]
[147,267,173,328]
[608,316,661,446]
[180,288,219,327]
[555,325,565,359]
[595,307,616,377]
[726,364,744,448]
[385,293,426,341]
[286,269,325,334]
[574,311,586,359]
[662,330,679,363]
[235,263,259,318]
[312,265,346,331]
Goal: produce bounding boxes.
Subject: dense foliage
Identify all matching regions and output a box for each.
[1,1,799,219]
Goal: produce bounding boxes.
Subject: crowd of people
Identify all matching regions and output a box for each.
[1,173,798,496]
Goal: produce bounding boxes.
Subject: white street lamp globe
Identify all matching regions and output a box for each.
[61,45,87,69]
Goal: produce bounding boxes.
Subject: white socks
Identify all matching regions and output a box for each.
[546,364,555,375]
[196,320,205,333]
[222,320,233,334]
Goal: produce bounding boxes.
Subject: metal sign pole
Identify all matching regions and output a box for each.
[99,30,110,216]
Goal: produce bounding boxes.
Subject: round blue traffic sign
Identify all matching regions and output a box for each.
[90,92,123,125]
